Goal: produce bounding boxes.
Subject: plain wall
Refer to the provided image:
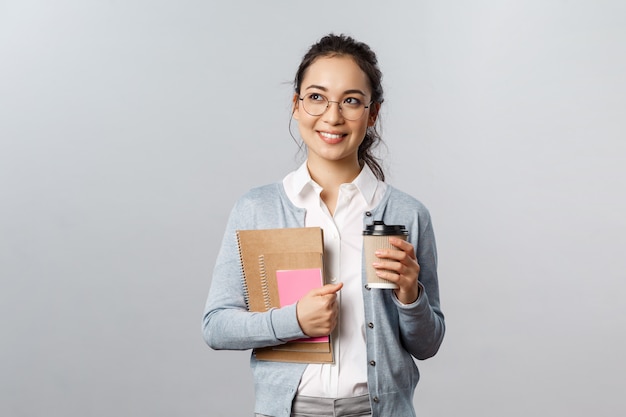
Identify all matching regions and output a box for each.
[1,1,625,416]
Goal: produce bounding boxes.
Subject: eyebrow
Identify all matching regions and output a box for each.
[304,84,367,96]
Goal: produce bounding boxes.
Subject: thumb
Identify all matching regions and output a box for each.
[314,282,343,296]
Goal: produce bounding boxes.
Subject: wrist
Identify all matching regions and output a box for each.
[394,285,421,306]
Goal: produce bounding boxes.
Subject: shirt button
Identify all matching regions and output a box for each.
[369,360,376,366]
[365,284,371,290]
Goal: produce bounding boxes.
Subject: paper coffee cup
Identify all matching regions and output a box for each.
[363,221,409,289]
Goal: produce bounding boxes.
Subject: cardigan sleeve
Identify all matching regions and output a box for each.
[395,209,445,360]
[202,195,307,350]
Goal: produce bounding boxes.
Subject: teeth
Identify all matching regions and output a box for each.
[320,132,343,139]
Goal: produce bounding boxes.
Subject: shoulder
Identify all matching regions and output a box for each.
[228,182,304,230]
[384,185,431,217]
[378,185,437,247]
[225,183,283,231]
[233,183,283,210]
[374,184,435,236]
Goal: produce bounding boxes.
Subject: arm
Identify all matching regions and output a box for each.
[375,211,445,360]
[202,195,343,350]
[202,200,306,350]
[397,216,445,360]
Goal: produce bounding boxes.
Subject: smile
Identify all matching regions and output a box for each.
[318,131,346,144]
[319,131,343,139]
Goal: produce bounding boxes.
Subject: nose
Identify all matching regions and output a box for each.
[323,101,344,124]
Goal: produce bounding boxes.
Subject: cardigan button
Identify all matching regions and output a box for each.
[365,284,371,290]
[372,396,379,403]
[368,322,374,328]
[365,211,372,217]
[369,360,376,366]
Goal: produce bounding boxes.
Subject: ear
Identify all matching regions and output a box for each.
[292,93,300,120]
[367,102,381,127]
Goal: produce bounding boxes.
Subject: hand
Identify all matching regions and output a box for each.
[372,237,421,304]
[296,283,343,338]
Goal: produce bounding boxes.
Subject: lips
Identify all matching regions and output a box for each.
[318,131,346,144]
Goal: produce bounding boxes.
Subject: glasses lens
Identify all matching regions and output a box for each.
[302,94,328,116]
[341,102,366,120]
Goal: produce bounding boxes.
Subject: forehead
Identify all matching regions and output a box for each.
[301,56,371,94]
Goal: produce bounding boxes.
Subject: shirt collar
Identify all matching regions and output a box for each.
[292,161,381,205]
[352,164,380,205]
[292,162,319,195]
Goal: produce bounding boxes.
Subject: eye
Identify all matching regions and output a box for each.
[343,97,363,107]
[307,93,326,102]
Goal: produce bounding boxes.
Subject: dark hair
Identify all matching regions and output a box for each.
[293,33,386,181]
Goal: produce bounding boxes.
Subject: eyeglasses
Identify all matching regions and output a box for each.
[298,93,373,121]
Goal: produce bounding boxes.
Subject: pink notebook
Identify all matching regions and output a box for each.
[275,268,329,343]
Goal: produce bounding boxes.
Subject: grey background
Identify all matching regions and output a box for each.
[1,1,625,416]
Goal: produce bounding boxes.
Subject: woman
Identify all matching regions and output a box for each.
[203,33,445,417]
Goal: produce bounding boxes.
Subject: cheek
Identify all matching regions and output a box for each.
[352,120,370,135]
[295,111,317,129]
[293,106,315,127]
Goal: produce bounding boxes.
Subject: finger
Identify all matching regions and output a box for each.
[312,282,343,296]
[375,269,401,283]
[374,249,405,263]
[388,238,417,258]
[372,260,400,274]
[373,250,411,271]
[376,244,414,260]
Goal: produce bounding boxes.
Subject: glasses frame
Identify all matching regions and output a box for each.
[298,95,374,121]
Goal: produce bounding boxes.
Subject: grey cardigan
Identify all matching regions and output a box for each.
[203,182,445,417]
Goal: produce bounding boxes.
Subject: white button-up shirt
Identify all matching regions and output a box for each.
[282,162,387,398]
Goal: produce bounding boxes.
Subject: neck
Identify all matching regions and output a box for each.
[306,157,362,191]
[306,157,361,217]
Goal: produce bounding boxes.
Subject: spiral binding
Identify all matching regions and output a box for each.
[236,231,251,310]
[258,255,273,310]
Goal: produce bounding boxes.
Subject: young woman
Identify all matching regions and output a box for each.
[203,34,445,417]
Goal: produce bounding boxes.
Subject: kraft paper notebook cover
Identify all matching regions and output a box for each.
[235,227,333,364]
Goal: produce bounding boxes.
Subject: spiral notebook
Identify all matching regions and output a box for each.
[236,227,333,363]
